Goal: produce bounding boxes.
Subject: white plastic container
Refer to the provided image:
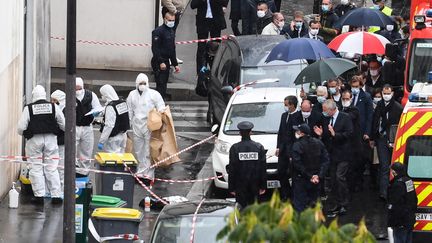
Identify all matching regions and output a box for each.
[144,196,151,212]
[9,182,19,209]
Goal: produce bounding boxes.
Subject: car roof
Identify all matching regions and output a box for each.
[158,199,235,219]
[232,87,298,104]
[231,35,287,67]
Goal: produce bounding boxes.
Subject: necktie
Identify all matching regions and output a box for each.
[330,117,334,126]
[305,118,308,124]
[353,94,358,106]
[286,113,290,124]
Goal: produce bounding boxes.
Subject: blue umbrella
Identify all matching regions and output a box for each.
[335,7,394,28]
[265,38,335,63]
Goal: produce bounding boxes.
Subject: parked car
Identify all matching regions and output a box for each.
[149,199,235,243]
[211,87,300,190]
[208,35,306,124]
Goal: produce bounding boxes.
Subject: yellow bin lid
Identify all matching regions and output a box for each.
[95,152,137,165]
[91,208,143,221]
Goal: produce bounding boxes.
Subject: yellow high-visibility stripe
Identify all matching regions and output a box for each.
[417,185,432,204]
[422,223,432,231]
[401,114,432,146]
[425,128,432,135]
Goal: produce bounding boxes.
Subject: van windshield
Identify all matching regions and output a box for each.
[406,136,432,180]
[223,102,284,135]
[408,39,432,92]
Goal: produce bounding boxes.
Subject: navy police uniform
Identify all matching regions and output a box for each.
[228,121,267,208]
[291,124,330,211]
[151,24,178,98]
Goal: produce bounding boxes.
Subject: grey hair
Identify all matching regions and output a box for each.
[316,86,328,96]
[323,99,337,110]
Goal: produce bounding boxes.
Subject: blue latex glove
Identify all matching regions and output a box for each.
[199,66,209,73]
[98,143,104,150]
[92,111,101,117]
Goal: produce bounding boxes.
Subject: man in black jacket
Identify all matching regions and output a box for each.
[256,2,273,34]
[365,59,386,96]
[285,11,308,38]
[317,0,339,44]
[191,0,228,74]
[229,121,267,208]
[291,124,330,212]
[151,11,180,100]
[276,95,301,200]
[334,0,356,17]
[295,99,322,137]
[371,84,403,200]
[388,162,418,243]
[314,99,353,216]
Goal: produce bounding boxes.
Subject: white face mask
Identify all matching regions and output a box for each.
[373,97,382,104]
[341,0,349,5]
[386,25,394,32]
[165,21,175,28]
[138,84,148,92]
[302,111,311,118]
[284,106,289,112]
[383,94,393,102]
[278,21,285,29]
[310,29,319,36]
[370,69,379,77]
[76,89,84,97]
[295,133,302,139]
[342,100,352,108]
[257,10,265,18]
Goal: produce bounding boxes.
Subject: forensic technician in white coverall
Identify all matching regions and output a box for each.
[75,77,102,173]
[17,85,65,204]
[127,73,165,183]
[98,84,130,153]
[50,90,66,191]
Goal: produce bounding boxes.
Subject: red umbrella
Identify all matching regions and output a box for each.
[328,31,390,55]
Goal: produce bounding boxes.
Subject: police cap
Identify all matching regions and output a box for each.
[293,123,311,135]
[237,121,254,131]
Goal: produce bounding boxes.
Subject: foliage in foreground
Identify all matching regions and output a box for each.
[217,192,376,243]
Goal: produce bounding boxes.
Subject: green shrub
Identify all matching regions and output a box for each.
[217,192,376,243]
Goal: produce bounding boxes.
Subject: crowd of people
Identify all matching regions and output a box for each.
[17,74,165,205]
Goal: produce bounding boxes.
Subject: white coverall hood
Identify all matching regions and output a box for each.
[100,84,119,103]
[51,90,66,110]
[76,77,85,100]
[135,73,150,89]
[32,85,47,102]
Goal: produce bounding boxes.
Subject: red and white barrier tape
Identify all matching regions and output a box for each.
[0,155,95,161]
[190,198,206,243]
[138,134,217,174]
[123,162,169,205]
[51,35,229,47]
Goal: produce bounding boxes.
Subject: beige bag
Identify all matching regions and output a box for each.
[150,106,180,167]
[147,108,163,131]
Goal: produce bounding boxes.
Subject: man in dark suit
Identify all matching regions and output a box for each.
[350,75,374,191]
[371,84,403,200]
[295,99,322,137]
[365,59,386,95]
[314,99,353,216]
[276,95,301,200]
[191,0,229,75]
[302,20,324,42]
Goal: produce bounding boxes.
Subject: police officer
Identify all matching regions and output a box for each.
[151,11,180,100]
[98,84,130,153]
[228,121,267,209]
[17,85,65,204]
[291,124,330,212]
[388,162,418,243]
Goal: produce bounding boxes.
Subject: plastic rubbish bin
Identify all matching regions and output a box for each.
[90,195,127,211]
[88,208,143,243]
[76,177,93,243]
[94,153,137,208]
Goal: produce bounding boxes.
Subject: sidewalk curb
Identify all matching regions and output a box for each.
[186,157,214,201]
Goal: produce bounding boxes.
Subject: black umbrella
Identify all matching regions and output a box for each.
[335,7,394,28]
[294,58,357,85]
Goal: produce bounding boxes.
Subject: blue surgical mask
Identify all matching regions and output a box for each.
[165,21,175,28]
[295,22,303,29]
[352,88,360,95]
[317,96,327,104]
[322,5,329,12]
[329,87,337,95]
[322,111,330,117]
[373,4,380,10]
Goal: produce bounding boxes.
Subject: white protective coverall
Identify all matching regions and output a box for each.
[99,84,128,153]
[17,85,66,198]
[50,90,66,190]
[127,73,165,179]
[75,77,102,172]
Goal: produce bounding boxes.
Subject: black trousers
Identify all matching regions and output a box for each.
[235,186,259,209]
[196,24,221,74]
[231,18,241,36]
[348,149,364,192]
[241,5,256,35]
[151,58,170,97]
[292,175,320,212]
[277,155,292,201]
[329,160,349,208]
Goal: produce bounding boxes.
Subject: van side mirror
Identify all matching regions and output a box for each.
[221,85,233,94]
[211,124,220,135]
[388,124,398,144]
